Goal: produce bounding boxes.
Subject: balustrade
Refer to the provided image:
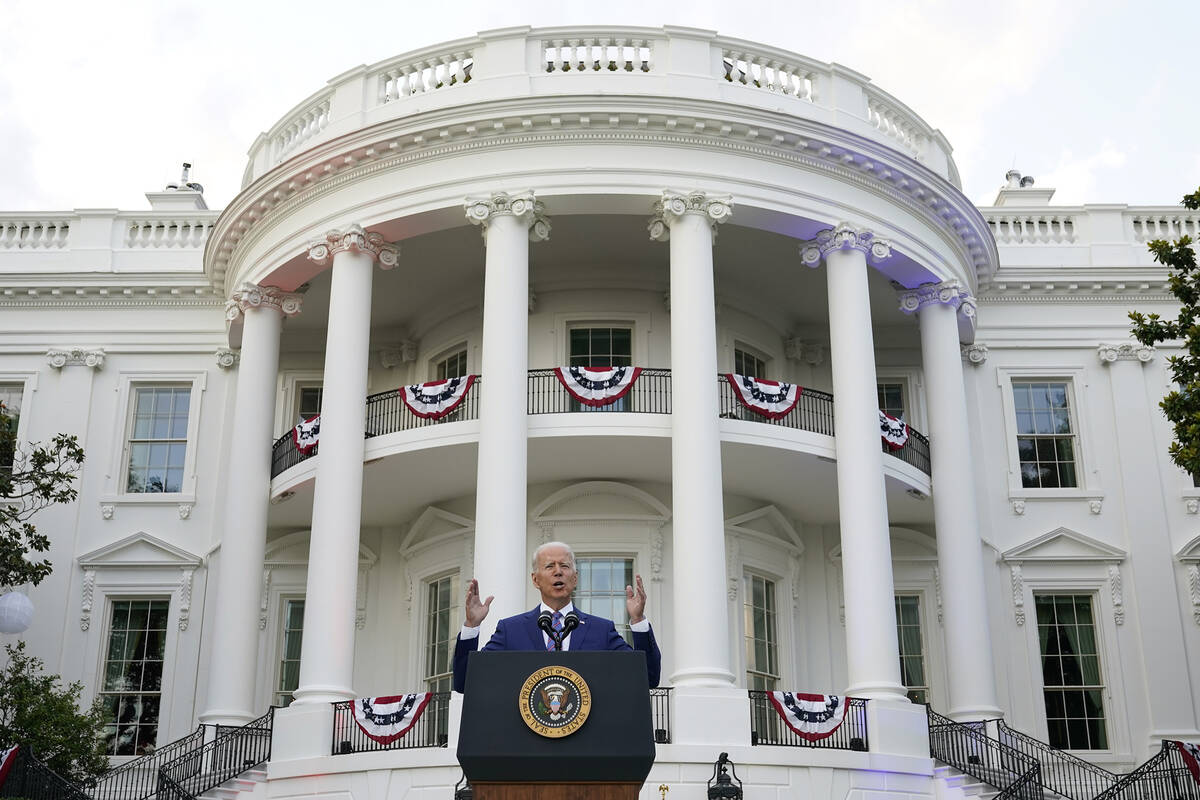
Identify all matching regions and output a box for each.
[376,54,473,104]
[123,218,212,248]
[864,90,926,158]
[987,214,1077,244]
[544,38,652,73]
[722,50,817,101]
[1131,213,1200,243]
[271,95,332,163]
[0,218,70,249]
[748,693,868,750]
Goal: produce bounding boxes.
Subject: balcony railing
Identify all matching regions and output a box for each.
[748,692,868,751]
[651,687,673,744]
[270,371,931,478]
[331,694,451,754]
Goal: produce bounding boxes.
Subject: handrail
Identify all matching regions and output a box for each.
[331,695,451,754]
[748,692,868,751]
[0,746,89,800]
[927,708,1040,797]
[88,723,207,800]
[996,718,1117,800]
[1094,741,1199,800]
[155,709,273,800]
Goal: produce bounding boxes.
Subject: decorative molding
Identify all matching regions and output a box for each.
[1089,499,1103,515]
[46,348,104,370]
[528,291,537,313]
[784,338,825,366]
[1187,499,1199,515]
[178,568,194,631]
[464,192,550,242]
[379,341,418,369]
[80,568,95,631]
[307,223,400,269]
[1108,564,1124,625]
[214,348,239,369]
[356,566,369,630]
[225,282,303,322]
[933,565,944,626]
[1188,565,1200,625]
[1002,527,1126,563]
[800,222,892,267]
[836,569,845,625]
[0,283,221,310]
[897,280,973,316]
[647,190,733,242]
[537,521,555,546]
[1012,499,1026,516]
[178,503,193,520]
[1097,342,1155,364]
[259,568,272,630]
[961,343,989,365]
[463,538,475,580]
[1010,564,1025,626]
[662,292,670,312]
[650,525,665,582]
[100,504,114,520]
[403,565,413,613]
[790,556,801,610]
[726,536,739,601]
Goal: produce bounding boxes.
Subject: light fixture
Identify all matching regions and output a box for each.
[706,752,742,800]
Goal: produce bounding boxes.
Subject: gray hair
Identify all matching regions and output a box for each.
[531,541,576,571]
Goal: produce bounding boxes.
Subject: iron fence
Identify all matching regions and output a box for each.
[87,724,206,800]
[996,718,1117,800]
[0,747,89,800]
[528,368,672,414]
[927,708,1041,800]
[331,694,452,754]
[1094,742,1200,800]
[748,692,868,751]
[155,709,273,800]
[651,688,672,744]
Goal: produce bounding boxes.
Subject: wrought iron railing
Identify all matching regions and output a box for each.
[0,747,89,800]
[651,688,672,744]
[927,708,1041,800]
[527,368,672,414]
[331,694,452,754]
[155,709,273,800]
[996,718,1117,800]
[87,724,207,800]
[1094,741,1200,800]
[748,693,868,751]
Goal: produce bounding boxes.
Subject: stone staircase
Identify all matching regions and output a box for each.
[197,768,267,800]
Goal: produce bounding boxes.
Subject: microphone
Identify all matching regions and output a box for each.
[561,611,580,636]
[537,609,554,636]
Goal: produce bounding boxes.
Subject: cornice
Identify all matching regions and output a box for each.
[209,95,993,294]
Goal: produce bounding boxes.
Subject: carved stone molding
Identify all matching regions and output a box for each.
[933,565,944,626]
[225,283,303,322]
[1010,564,1025,626]
[800,222,892,267]
[647,190,733,242]
[1188,565,1200,625]
[650,525,665,582]
[356,566,369,630]
[215,348,239,369]
[464,192,551,242]
[790,556,801,610]
[784,338,826,366]
[1108,564,1124,625]
[46,348,104,370]
[1089,499,1103,515]
[307,224,400,269]
[961,344,989,365]
[379,341,418,369]
[178,568,194,631]
[537,521,555,546]
[726,536,740,601]
[1186,499,1199,515]
[100,504,114,520]
[1012,499,1026,516]
[80,568,96,631]
[178,503,193,520]
[897,279,973,316]
[1097,342,1155,364]
[259,568,272,630]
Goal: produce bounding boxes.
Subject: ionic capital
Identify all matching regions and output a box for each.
[647,190,733,242]
[1097,342,1155,365]
[307,224,400,269]
[464,192,551,242]
[225,283,303,322]
[799,222,891,267]
[897,280,973,315]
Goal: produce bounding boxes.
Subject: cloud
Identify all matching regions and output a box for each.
[1035,141,1129,205]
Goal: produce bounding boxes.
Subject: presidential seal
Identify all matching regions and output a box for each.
[518,665,592,738]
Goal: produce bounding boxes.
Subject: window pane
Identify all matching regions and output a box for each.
[127,385,190,494]
[575,558,634,644]
[1036,594,1106,749]
[100,597,170,755]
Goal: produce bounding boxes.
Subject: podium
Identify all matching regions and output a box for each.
[457,651,655,800]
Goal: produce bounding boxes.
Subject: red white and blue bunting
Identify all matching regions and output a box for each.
[0,745,18,790]
[1176,740,1200,786]
[554,366,642,407]
[768,692,849,741]
[725,374,800,420]
[292,415,320,455]
[352,694,432,744]
[880,410,909,450]
[401,375,476,419]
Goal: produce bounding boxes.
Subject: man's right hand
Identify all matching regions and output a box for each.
[464,578,493,627]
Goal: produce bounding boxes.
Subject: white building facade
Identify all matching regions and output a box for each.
[1,25,1198,800]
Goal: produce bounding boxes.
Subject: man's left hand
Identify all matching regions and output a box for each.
[625,574,647,624]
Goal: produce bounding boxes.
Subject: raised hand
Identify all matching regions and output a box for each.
[465,578,493,627]
[625,574,647,624]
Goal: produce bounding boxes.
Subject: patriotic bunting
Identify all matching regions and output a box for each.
[352,694,432,744]
[725,374,801,420]
[401,375,476,419]
[554,366,642,407]
[0,746,18,791]
[292,415,320,455]
[1177,740,1200,786]
[880,410,909,450]
[768,692,850,741]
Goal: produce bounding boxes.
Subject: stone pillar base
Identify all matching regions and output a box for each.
[865,699,929,759]
[670,685,752,746]
[271,703,335,762]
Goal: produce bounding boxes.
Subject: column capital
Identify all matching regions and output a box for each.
[897,279,974,315]
[1097,342,1156,364]
[799,222,891,267]
[647,190,733,242]
[225,282,303,322]
[961,343,989,365]
[307,224,400,269]
[464,191,551,241]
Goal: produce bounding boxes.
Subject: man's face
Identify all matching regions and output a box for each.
[531,546,577,609]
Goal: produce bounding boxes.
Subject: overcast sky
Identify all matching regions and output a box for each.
[1,0,1195,213]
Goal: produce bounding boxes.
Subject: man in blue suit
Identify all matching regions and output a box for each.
[452,541,661,692]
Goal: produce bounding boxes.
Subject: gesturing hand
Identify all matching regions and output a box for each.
[465,578,493,627]
[625,574,647,625]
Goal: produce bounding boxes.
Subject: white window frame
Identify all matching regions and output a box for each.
[421,570,460,694]
[876,368,926,431]
[572,553,638,644]
[276,371,323,438]
[732,340,772,379]
[554,313,649,367]
[428,342,471,382]
[102,372,206,504]
[274,595,305,708]
[730,532,800,691]
[996,366,1102,501]
[742,569,781,691]
[0,372,37,463]
[97,594,173,756]
[893,592,931,704]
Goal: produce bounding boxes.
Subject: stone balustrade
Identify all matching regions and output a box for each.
[240,26,961,186]
[0,217,72,250]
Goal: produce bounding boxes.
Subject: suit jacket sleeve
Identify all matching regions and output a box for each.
[452,618,513,693]
[602,620,662,689]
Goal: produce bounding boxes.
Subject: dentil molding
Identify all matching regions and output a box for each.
[307,224,400,269]
[464,192,551,242]
[46,348,104,370]
[799,222,892,267]
[647,190,733,242]
[1097,342,1155,364]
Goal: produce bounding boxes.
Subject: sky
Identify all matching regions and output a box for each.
[0,0,1195,213]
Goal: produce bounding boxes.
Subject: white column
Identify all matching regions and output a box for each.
[201,284,301,725]
[465,192,550,639]
[649,191,736,688]
[801,223,907,700]
[899,282,1001,720]
[292,225,398,704]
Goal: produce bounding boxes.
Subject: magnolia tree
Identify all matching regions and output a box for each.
[1130,187,1200,475]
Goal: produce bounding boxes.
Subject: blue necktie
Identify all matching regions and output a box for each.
[547,611,563,651]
